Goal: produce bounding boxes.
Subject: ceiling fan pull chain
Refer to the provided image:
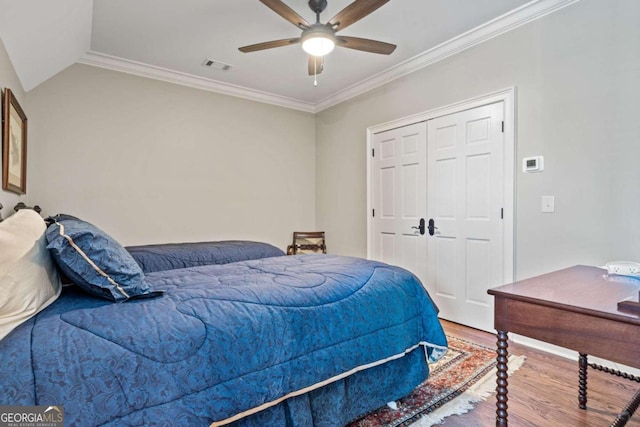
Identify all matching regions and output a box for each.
[314,57,318,87]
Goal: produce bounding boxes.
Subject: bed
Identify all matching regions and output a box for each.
[0,209,447,427]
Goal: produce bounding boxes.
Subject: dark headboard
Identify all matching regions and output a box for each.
[13,202,42,214]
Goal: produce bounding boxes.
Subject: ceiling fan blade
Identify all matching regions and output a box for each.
[239,38,301,53]
[308,55,324,76]
[336,36,396,54]
[259,0,311,29]
[328,0,390,32]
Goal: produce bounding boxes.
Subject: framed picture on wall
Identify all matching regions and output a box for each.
[2,88,27,194]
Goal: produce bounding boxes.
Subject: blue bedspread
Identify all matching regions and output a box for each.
[126,240,285,273]
[0,255,446,426]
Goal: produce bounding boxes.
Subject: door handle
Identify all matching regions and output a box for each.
[427,218,438,236]
[411,218,426,235]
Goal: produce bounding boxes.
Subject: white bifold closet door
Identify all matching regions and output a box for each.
[427,102,505,332]
[371,102,505,332]
[371,122,428,285]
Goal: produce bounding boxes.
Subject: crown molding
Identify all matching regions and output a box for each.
[78,0,581,114]
[315,0,582,112]
[78,51,317,113]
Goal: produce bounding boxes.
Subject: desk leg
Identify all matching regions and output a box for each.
[496,330,509,426]
[579,353,588,410]
[610,387,640,427]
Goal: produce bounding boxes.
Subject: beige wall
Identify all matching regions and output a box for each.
[26,64,316,249]
[316,0,640,279]
[0,38,27,215]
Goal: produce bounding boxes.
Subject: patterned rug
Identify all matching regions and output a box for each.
[348,336,525,427]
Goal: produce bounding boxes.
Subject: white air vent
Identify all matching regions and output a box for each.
[202,59,233,71]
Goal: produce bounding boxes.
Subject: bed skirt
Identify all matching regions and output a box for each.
[227,345,429,427]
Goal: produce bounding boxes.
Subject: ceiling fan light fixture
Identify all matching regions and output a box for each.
[302,34,335,56]
[301,25,336,56]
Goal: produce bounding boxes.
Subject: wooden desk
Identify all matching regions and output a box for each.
[488,265,640,426]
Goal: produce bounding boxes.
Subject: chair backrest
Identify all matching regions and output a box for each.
[287,231,326,255]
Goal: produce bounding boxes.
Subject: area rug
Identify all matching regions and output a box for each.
[348,336,525,427]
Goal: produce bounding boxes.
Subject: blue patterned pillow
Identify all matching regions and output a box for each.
[46,215,156,302]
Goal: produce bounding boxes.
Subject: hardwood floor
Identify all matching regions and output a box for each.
[439,320,640,427]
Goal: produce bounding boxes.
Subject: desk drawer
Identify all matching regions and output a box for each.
[494,298,640,368]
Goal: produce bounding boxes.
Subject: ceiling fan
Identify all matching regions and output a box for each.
[238,0,396,77]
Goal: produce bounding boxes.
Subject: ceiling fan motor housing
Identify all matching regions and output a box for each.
[308,0,328,14]
[301,23,336,40]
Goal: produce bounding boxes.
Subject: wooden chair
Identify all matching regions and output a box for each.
[287,231,326,255]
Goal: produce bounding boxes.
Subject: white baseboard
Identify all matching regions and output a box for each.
[511,334,640,377]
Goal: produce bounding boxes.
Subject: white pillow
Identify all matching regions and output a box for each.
[0,209,61,340]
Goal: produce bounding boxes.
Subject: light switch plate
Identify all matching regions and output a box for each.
[541,196,555,213]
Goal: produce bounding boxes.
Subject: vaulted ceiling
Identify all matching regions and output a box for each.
[0,0,579,112]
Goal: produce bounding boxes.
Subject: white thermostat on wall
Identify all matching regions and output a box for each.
[522,156,544,172]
